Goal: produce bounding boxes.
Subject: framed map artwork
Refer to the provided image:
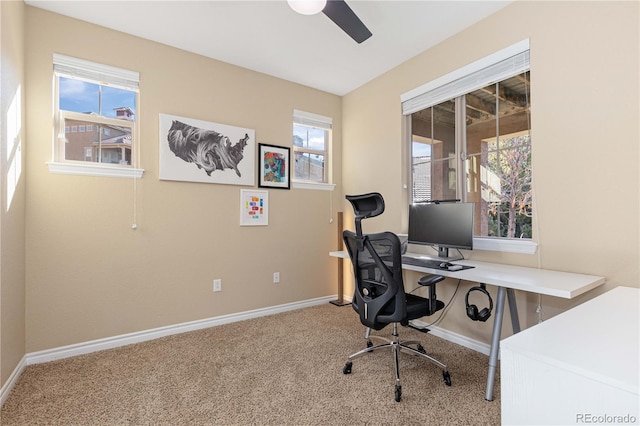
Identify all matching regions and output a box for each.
[159,113,255,186]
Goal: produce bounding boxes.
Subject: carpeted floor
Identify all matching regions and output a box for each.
[1,303,500,425]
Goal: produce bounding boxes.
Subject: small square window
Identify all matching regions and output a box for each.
[50,54,142,178]
[292,110,332,184]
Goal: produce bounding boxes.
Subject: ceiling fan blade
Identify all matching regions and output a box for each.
[322,0,372,44]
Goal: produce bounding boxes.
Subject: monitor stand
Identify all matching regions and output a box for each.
[436,246,463,262]
[405,244,463,262]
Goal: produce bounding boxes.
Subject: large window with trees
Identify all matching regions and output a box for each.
[403,40,532,249]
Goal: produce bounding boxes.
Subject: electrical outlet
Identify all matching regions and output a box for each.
[273,272,280,283]
[213,279,222,292]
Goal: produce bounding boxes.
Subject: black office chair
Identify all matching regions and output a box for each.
[341,193,451,402]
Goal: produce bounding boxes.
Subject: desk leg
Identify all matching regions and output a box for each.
[485,286,506,401]
[506,288,521,334]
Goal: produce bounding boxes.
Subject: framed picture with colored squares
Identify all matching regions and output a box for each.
[240,189,268,226]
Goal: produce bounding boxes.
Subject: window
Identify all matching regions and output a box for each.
[49,54,142,178]
[402,40,534,252]
[292,109,332,188]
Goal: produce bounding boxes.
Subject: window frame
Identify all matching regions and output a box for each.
[47,54,143,179]
[292,109,334,191]
[401,40,536,254]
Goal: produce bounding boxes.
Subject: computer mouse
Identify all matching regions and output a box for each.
[439,262,452,268]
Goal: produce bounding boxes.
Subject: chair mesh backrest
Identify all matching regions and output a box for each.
[343,230,407,330]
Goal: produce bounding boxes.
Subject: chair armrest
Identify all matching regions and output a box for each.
[418,274,445,286]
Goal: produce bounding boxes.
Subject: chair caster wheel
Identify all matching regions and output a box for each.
[417,344,426,354]
[343,361,352,374]
[366,340,373,348]
[443,370,452,386]
[394,385,402,402]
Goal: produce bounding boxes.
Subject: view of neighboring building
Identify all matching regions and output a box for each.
[64,107,134,165]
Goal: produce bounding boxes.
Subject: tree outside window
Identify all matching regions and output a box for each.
[411,71,532,240]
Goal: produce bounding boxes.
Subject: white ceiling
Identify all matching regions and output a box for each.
[26,0,513,96]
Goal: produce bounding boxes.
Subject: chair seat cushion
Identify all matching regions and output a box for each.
[352,293,444,324]
[405,293,430,320]
[406,293,444,320]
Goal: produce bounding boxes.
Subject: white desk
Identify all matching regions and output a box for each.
[329,250,606,400]
[501,286,639,425]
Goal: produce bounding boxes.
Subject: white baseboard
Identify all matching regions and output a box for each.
[0,355,26,407]
[0,295,334,407]
[1,295,489,407]
[26,295,336,366]
[410,319,491,356]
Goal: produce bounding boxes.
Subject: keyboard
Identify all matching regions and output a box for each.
[401,256,445,269]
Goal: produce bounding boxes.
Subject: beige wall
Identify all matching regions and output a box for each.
[1,0,26,387]
[24,7,342,352]
[342,0,639,342]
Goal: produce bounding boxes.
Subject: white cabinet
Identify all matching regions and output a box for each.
[501,286,639,425]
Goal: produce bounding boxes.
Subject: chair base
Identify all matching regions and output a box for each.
[343,323,451,402]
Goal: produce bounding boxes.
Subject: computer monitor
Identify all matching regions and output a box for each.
[408,202,474,260]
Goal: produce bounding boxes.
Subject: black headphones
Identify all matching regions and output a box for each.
[465,284,493,322]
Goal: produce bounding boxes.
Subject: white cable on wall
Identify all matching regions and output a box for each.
[132,175,138,230]
[522,71,544,323]
[329,185,334,223]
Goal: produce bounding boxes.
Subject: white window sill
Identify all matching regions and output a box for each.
[473,237,537,254]
[292,181,335,191]
[47,162,144,179]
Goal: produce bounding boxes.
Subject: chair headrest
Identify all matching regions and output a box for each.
[345,193,385,219]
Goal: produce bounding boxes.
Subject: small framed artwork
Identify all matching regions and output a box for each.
[240,189,269,226]
[258,143,290,189]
